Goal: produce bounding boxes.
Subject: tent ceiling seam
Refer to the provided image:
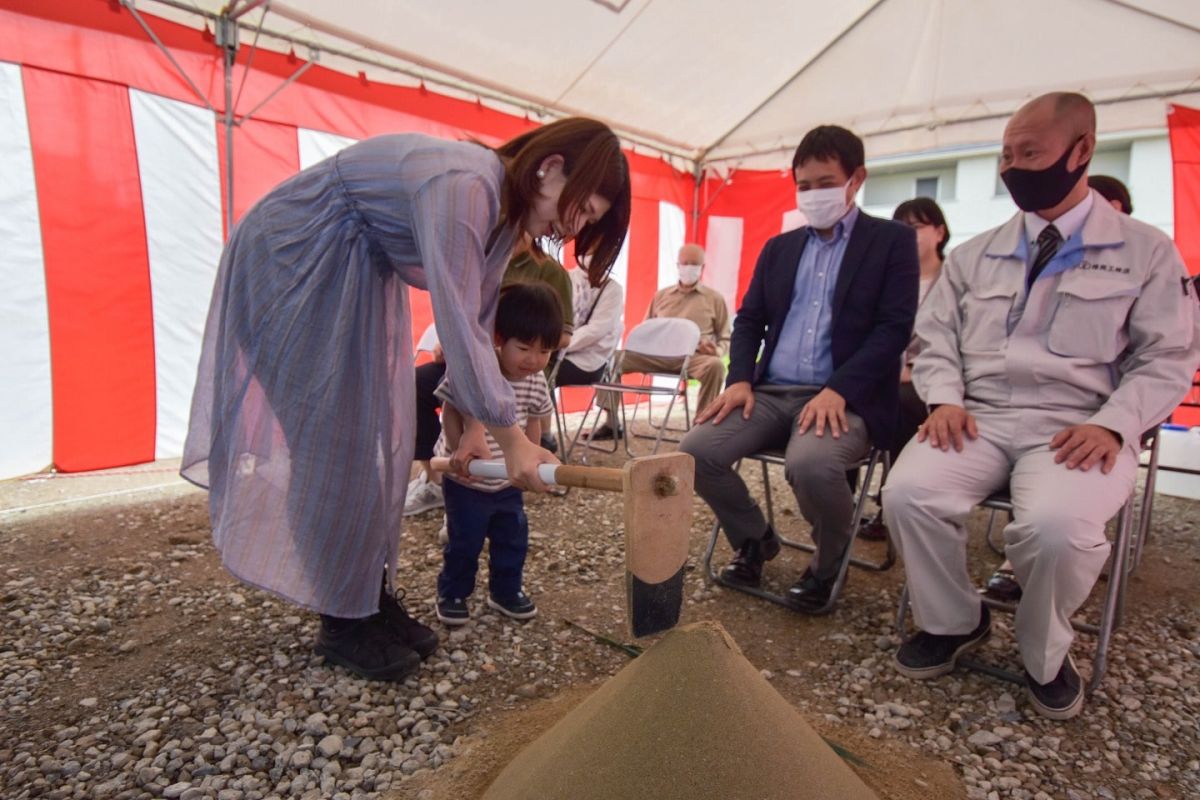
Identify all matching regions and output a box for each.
[695,0,890,163]
[1095,0,1200,37]
[552,0,654,106]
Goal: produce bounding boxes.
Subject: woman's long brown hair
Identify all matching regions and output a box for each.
[493,118,631,286]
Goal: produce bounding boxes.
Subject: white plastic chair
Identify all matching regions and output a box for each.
[414,323,439,356]
[572,317,701,459]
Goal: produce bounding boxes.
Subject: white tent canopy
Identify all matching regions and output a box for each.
[145,0,1200,169]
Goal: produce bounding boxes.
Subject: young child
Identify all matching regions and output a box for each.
[433,282,562,625]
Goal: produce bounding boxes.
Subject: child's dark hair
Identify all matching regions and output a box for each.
[495,282,563,349]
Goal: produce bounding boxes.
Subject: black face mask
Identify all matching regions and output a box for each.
[1000,138,1089,212]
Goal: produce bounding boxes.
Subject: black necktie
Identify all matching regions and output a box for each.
[1027,224,1062,288]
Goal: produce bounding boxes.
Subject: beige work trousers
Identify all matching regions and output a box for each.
[882,415,1137,683]
[603,352,726,419]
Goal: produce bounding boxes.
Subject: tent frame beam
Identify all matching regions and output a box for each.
[144,0,696,163]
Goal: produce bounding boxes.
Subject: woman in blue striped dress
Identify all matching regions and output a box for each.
[182,119,631,681]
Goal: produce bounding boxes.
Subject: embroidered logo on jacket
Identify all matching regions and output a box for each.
[1077,259,1130,275]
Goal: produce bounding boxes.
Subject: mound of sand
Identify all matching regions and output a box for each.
[482,621,880,800]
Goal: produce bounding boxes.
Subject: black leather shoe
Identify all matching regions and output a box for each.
[982,567,1023,603]
[589,422,624,441]
[894,605,991,680]
[857,514,889,542]
[315,614,421,682]
[1026,654,1084,720]
[719,527,781,587]
[378,588,438,660]
[539,432,559,454]
[785,568,834,613]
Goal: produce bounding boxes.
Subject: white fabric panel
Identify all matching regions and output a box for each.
[656,201,686,291]
[610,233,630,312]
[781,208,806,234]
[297,128,359,170]
[702,216,743,315]
[0,62,53,479]
[130,89,224,459]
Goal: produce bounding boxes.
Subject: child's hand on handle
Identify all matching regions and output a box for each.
[449,424,492,483]
[491,425,559,492]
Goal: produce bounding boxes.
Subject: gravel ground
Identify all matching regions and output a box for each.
[1,441,1198,799]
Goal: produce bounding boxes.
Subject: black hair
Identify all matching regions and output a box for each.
[495,282,563,350]
[893,197,951,260]
[1088,174,1133,215]
[791,125,865,177]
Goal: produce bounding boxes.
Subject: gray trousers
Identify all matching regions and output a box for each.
[679,386,870,580]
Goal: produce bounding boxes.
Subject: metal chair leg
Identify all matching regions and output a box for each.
[703,449,895,615]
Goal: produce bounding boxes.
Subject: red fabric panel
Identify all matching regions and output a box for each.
[698,168,795,308]
[1167,105,1200,426]
[23,67,156,471]
[1168,104,1200,278]
[215,117,299,231]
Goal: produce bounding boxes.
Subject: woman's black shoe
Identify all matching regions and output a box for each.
[379,589,439,659]
[315,614,421,681]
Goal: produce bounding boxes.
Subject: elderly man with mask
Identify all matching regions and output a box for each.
[884,92,1200,720]
[592,243,730,438]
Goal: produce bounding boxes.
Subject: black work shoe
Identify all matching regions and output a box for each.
[379,588,439,659]
[786,568,835,613]
[589,422,624,441]
[857,514,889,542]
[487,591,538,620]
[315,615,421,682]
[436,597,470,627]
[719,527,782,588]
[1026,654,1084,720]
[894,605,991,680]
[982,567,1023,603]
[539,432,559,454]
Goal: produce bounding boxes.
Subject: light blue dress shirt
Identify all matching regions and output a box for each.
[766,206,859,385]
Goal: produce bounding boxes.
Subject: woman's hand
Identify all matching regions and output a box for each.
[490,425,560,492]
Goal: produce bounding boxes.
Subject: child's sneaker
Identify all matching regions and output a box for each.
[436,596,470,626]
[487,591,538,620]
[404,473,444,516]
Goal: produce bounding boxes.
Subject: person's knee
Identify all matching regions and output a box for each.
[695,357,725,382]
[784,450,844,490]
[1008,508,1107,561]
[880,459,942,526]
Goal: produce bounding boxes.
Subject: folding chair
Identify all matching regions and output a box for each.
[701,447,895,615]
[894,479,1138,695]
[574,317,701,459]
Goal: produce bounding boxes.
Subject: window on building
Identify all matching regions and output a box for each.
[915,176,939,199]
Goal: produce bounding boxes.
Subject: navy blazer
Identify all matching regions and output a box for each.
[726,211,919,448]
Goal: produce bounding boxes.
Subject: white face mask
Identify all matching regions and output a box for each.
[796,182,852,229]
[677,265,703,286]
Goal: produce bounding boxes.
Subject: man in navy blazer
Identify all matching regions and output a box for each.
[681,125,918,612]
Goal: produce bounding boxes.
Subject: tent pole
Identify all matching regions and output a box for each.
[691,164,702,238]
[218,14,239,238]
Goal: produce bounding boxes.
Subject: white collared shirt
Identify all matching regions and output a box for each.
[1023,190,1094,248]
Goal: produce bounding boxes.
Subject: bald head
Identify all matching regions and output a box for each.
[1000,92,1097,216]
[678,243,705,266]
[1012,92,1095,140]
